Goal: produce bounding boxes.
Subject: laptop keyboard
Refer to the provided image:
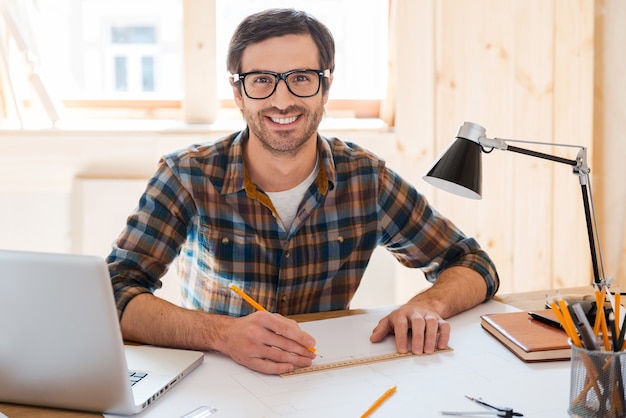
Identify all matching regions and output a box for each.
[129,370,148,386]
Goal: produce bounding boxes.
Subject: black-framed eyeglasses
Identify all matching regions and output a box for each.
[232,69,331,100]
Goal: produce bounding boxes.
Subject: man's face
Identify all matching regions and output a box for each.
[231,34,332,157]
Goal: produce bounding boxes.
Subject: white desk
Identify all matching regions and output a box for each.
[115,300,572,418]
[4,287,590,418]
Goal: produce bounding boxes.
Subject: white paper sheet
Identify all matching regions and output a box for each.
[118,301,573,418]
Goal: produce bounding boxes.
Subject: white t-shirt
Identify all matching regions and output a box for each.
[265,158,319,231]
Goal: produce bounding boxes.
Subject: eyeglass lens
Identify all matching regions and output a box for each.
[242,70,321,99]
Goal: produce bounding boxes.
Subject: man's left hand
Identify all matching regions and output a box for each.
[369,303,451,354]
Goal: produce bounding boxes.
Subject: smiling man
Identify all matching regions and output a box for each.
[107,8,500,375]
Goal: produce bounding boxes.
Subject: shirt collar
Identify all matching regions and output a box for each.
[222,129,336,196]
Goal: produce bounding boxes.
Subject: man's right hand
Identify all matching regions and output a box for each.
[217,311,317,374]
[120,294,316,375]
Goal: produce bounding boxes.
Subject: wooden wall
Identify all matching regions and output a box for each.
[391,0,602,295]
[594,0,626,289]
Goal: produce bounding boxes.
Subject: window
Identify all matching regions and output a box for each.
[31,0,182,99]
[0,0,388,126]
[109,25,157,93]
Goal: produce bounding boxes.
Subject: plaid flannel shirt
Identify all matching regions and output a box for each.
[108,130,499,318]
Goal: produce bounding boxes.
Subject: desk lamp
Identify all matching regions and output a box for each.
[423,121,606,289]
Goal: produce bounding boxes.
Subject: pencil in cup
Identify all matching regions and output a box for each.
[568,344,625,417]
[228,284,317,354]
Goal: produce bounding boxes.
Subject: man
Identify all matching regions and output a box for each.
[108,8,499,375]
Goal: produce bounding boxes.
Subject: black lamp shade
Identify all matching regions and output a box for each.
[423,137,483,199]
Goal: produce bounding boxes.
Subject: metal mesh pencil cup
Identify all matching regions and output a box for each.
[568,343,626,417]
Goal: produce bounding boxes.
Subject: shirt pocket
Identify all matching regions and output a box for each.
[298,224,367,279]
[197,225,263,282]
[195,225,277,314]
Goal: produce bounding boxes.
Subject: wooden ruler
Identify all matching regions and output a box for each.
[280,347,453,377]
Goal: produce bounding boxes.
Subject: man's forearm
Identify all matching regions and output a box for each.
[119,293,231,352]
[120,293,317,375]
[408,266,488,319]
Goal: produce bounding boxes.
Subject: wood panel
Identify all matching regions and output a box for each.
[593,0,626,288]
[511,0,556,291]
[434,0,518,293]
[388,0,438,299]
[621,220,626,284]
[182,0,217,123]
[552,0,595,289]
[393,0,595,294]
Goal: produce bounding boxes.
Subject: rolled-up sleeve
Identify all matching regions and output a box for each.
[378,166,499,301]
[107,159,194,319]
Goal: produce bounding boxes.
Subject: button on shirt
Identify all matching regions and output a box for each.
[108,130,499,318]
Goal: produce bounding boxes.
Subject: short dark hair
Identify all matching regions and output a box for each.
[227,8,335,92]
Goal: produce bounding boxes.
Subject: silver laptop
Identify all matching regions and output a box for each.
[0,249,204,415]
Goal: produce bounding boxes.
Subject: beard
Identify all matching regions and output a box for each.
[242,103,324,157]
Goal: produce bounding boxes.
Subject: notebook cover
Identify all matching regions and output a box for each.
[480,309,571,362]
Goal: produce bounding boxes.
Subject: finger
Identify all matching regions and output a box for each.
[255,342,315,367]
[411,316,450,354]
[409,315,426,354]
[391,315,410,354]
[231,336,314,375]
[260,329,317,359]
[245,356,297,375]
[420,314,440,353]
[266,315,317,355]
[436,320,451,349]
[369,316,391,343]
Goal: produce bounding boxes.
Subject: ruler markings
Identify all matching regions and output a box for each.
[280,346,452,377]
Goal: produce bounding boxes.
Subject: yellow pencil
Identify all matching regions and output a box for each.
[593,288,605,336]
[361,385,396,418]
[557,296,583,347]
[229,283,267,312]
[548,298,566,324]
[228,283,317,354]
[615,286,622,342]
[549,296,577,345]
[599,307,611,351]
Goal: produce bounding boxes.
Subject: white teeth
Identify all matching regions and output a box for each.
[270,116,298,124]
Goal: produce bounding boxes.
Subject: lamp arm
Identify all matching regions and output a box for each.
[478,136,603,285]
[501,144,579,167]
[479,137,584,169]
[580,181,602,286]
